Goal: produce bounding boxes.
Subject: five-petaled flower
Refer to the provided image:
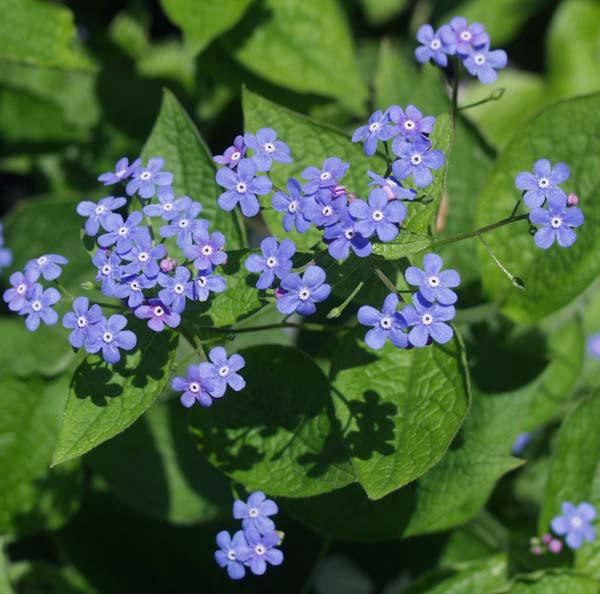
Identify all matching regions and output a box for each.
[463,45,507,84]
[214,531,249,580]
[272,178,313,233]
[358,293,408,350]
[401,293,455,347]
[233,491,279,533]
[200,347,246,397]
[529,194,584,249]
[172,364,216,408]
[77,196,126,236]
[98,157,141,185]
[216,158,272,217]
[134,298,181,331]
[352,110,395,156]
[388,105,436,138]
[276,266,331,316]
[301,157,350,195]
[244,128,293,172]
[25,254,68,282]
[415,24,455,67]
[62,296,103,350]
[515,159,570,208]
[405,253,461,305]
[214,135,246,169]
[126,158,173,199]
[392,135,445,188]
[87,314,137,364]
[551,502,597,550]
[245,237,296,290]
[21,285,61,332]
[349,188,406,242]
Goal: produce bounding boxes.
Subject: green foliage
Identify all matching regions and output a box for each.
[507,571,600,594]
[360,0,408,25]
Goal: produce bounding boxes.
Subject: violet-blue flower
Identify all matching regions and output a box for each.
[199,346,246,397]
[134,298,181,332]
[358,293,408,350]
[214,530,249,580]
[233,491,278,533]
[98,211,147,254]
[184,229,227,271]
[388,104,436,138]
[92,249,124,297]
[98,157,140,185]
[515,159,570,208]
[213,135,245,169]
[352,110,395,156]
[62,296,103,350]
[236,526,283,576]
[276,266,331,316]
[415,24,455,67]
[392,135,445,188]
[21,285,60,332]
[159,201,206,248]
[126,158,173,199]
[244,128,292,172]
[511,432,532,456]
[405,253,461,305]
[25,254,68,282]
[448,17,489,55]
[3,271,36,312]
[76,196,126,236]
[122,238,166,278]
[172,363,217,408]
[272,178,313,233]
[349,188,406,242]
[367,171,416,201]
[323,212,372,260]
[87,314,137,364]
[529,195,584,249]
[551,502,596,550]
[216,158,272,217]
[301,157,350,195]
[244,237,295,290]
[115,274,156,308]
[303,190,346,228]
[587,333,600,360]
[464,45,507,84]
[401,293,455,347]
[143,188,191,221]
[158,266,193,313]
[192,269,227,302]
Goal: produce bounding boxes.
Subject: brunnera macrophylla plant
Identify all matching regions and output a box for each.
[0,15,596,582]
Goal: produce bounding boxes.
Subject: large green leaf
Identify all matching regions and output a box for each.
[142,89,245,249]
[226,0,367,114]
[52,323,178,466]
[476,94,600,323]
[87,401,230,524]
[507,571,600,594]
[189,345,355,497]
[360,0,408,24]
[160,0,253,55]
[330,330,470,499]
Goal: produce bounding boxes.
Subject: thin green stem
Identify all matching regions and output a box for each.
[327,280,365,319]
[372,266,403,300]
[479,235,525,290]
[180,323,207,361]
[458,87,505,111]
[509,198,522,219]
[451,59,461,123]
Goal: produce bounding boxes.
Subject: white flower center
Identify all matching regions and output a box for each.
[174,283,185,294]
[571,516,583,529]
[427,275,440,288]
[178,218,189,229]
[197,276,207,287]
[218,365,229,377]
[474,53,486,66]
[380,316,392,330]
[163,202,174,211]
[103,331,113,343]
[538,177,550,189]
[140,171,152,181]
[131,281,141,291]
[264,142,276,153]
[430,38,441,50]
[227,549,236,561]
[248,508,259,518]
[95,205,107,215]
[299,287,311,301]
[31,300,42,312]
[153,306,164,317]
[254,544,266,556]
[236,182,247,194]
[101,264,112,275]
[369,122,381,133]
[320,171,332,182]
[201,245,213,256]
[460,30,472,41]
[322,205,333,217]
[372,209,384,222]
[266,257,278,268]
[118,226,128,237]
[37,256,48,266]
[344,228,354,240]
[410,153,423,166]
[403,120,416,131]
[231,151,241,161]
[421,313,434,326]
[550,216,562,229]
[189,381,200,393]
[288,200,298,213]
[138,251,149,263]
[16,283,27,295]
[76,316,88,328]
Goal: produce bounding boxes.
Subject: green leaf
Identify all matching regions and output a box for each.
[0,0,93,71]
[506,571,600,594]
[52,323,179,466]
[227,0,367,114]
[189,345,355,497]
[160,0,253,55]
[141,89,246,249]
[476,94,600,323]
[360,0,408,25]
[330,330,470,499]
[86,400,230,524]
[0,538,13,594]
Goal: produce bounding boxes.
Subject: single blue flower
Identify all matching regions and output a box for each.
[126,158,173,199]
[244,128,292,172]
[244,237,295,290]
[199,346,246,397]
[236,526,283,576]
[272,178,313,233]
[98,157,141,185]
[448,17,489,56]
[551,502,596,550]
[143,188,192,221]
[192,269,227,302]
[529,195,584,249]
[404,253,461,305]
[159,201,206,248]
[348,188,406,242]
[183,229,227,271]
[216,158,272,217]
[87,314,137,364]
[587,333,600,360]
[367,171,416,201]
[352,110,395,156]
[25,254,68,282]
[301,157,350,195]
[134,298,181,332]
[98,211,147,254]
[415,24,456,67]
[76,196,126,236]
[233,491,278,533]
[92,249,124,297]
[388,104,436,138]
[115,274,156,308]
[62,296,104,350]
[3,270,36,312]
[358,293,408,350]
[172,363,216,408]
[511,432,532,456]
[122,238,167,278]
[158,266,194,313]
[515,159,570,208]
[392,135,445,188]
[213,135,246,169]
[323,212,372,260]
[401,293,455,347]
[214,530,249,580]
[303,189,347,228]
[463,45,507,84]
[276,266,331,316]
[0,245,11,272]
[21,285,60,331]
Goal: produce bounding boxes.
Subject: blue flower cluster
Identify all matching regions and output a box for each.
[215,491,283,580]
[0,223,12,273]
[515,159,584,249]
[415,16,507,84]
[358,253,460,350]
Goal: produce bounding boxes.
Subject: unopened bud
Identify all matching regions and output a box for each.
[160,257,177,273]
[274,287,287,299]
[567,193,579,206]
[331,184,347,198]
[549,539,563,554]
[530,545,543,556]
[383,185,396,201]
[542,533,552,545]
[347,192,357,203]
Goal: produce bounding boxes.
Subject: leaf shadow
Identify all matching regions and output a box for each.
[72,360,122,406]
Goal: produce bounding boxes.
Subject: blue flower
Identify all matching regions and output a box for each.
[303,189,346,228]
[216,158,272,217]
[276,266,331,316]
[272,178,313,233]
[348,188,406,242]
[62,296,103,350]
[92,250,124,297]
[76,196,126,236]
[587,333,600,360]
[3,271,36,312]
[463,45,507,84]
[529,195,584,249]
[392,136,445,188]
[98,211,147,254]
[352,110,395,156]
[214,530,249,580]
[551,502,596,550]
[126,158,173,199]
[21,285,60,332]
[192,269,227,302]
[172,363,216,408]
[214,135,246,169]
[159,201,206,248]
[122,238,167,278]
[199,347,246,397]
[236,526,284,576]
[0,227,11,271]
[323,212,372,260]
[515,159,570,208]
[25,254,68,282]
[448,17,489,56]
[244,128,293,172]
[233,491,278,533]
[358,293,408,350]
[301,157,350,195]
[415,24,455,67]
[134,298,181,332]
[98,157,140,185]
[115,274,156,308]
[367,171,416,201]
[244,237,295,290]
[87,314,137,364]
[388,104,436,138]
[511,432,531,456]
[143,188,191,221]
[404,253,461,305]
[184,229,227,271]
[401,293,455,347]
[158,266,193,313]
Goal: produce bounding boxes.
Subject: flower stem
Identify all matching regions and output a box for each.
[372,266,402,300]
[451,59,462,123]
[327,280,365,319]
[478,235,525,290]
[458,87,505,111]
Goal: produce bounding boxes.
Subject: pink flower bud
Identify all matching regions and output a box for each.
[331,184,347,198]
[567,193,579,206]
[347,192,357,203]
[530,545,543,556]
[549,539,563,554]
[275,287,287,299]
[383,185,396,201]
[542,533,552,545]
[160,257,177,273]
